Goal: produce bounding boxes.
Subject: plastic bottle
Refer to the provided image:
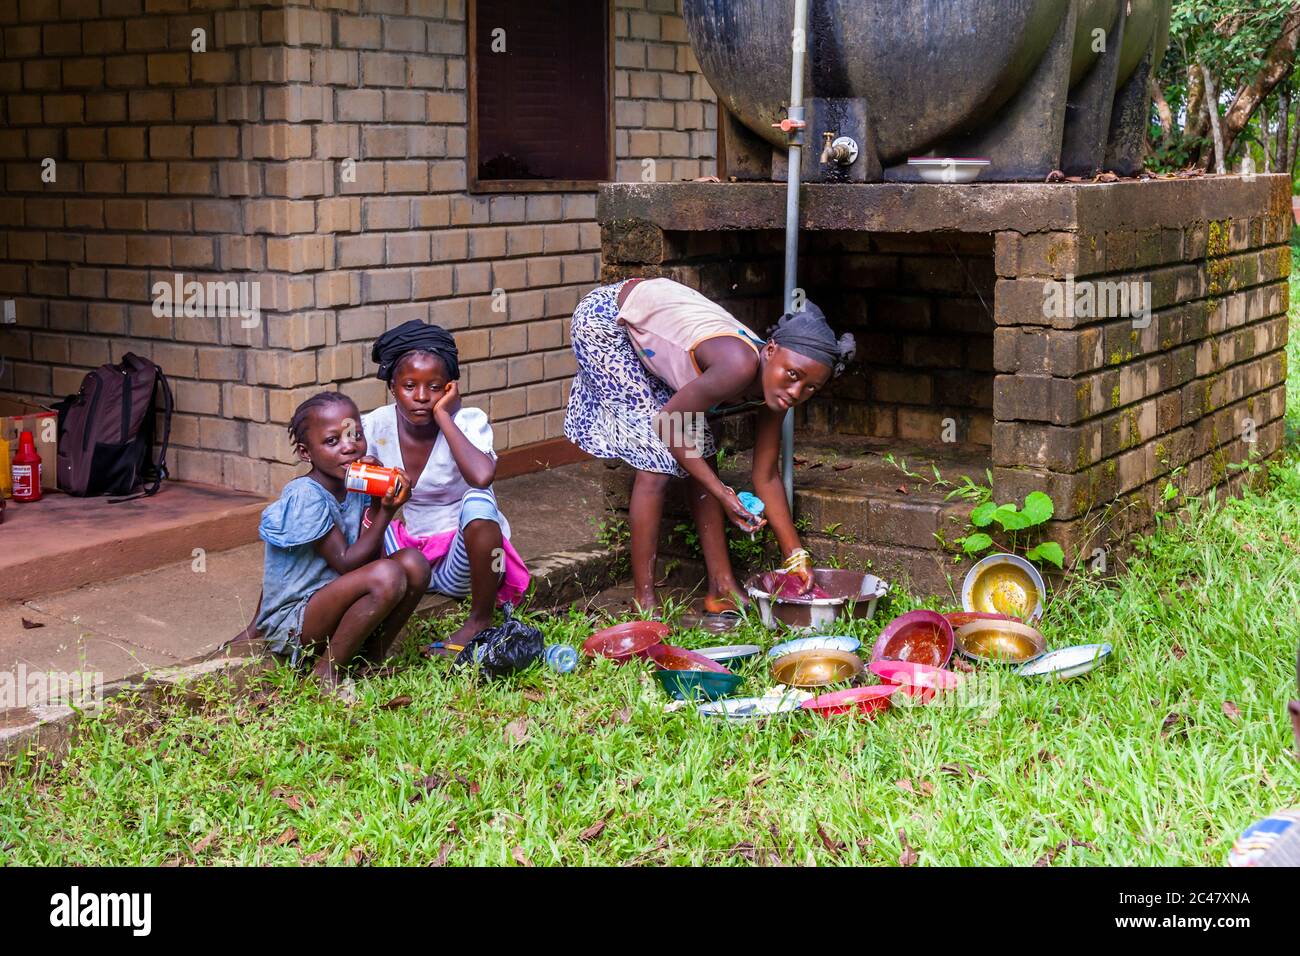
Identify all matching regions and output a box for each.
[11,431,41,502]
[0,436,11,498]
[543,643,578,674]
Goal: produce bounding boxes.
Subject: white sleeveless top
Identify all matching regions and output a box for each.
[360,403,510,539]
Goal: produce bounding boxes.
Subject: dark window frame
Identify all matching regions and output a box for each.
[467,0,615,194]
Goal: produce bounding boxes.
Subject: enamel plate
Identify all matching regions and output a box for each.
[697,695,803,720]
[1015,643,1112,679]
[767,635,861,658]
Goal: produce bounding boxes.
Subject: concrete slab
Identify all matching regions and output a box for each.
[0,479,269,601]
[598,175,1287,237]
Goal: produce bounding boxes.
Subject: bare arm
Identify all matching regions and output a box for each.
[659,336,765,531]
[433,382,496,488]
[750,408,802,557]
[314,471,412,573]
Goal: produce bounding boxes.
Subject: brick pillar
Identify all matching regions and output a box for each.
[990,177,1291,567]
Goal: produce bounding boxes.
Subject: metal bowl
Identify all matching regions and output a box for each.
[770,648,865,688]
[961,554,1045,622]
[801,684,900,718]
[582,620,669,662]
[646,643,731,673]
[696,644,762,668]
[954,620,1047,665]
[944,611,1023,629]
[653,669,745,701]
[745,568,888,632]
[871,610,955,669]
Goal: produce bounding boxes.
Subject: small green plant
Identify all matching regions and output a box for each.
[954,490,1065,569]
[727,527,771,567]
[672,521,702,558]
[591,515,630,550]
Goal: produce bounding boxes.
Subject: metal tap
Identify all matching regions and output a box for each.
[820,132,860,166]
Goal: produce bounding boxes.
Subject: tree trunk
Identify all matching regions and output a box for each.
[1150,77,1175,150]
[1202,65,1228,174]
[1185,66,1207,142]
[1276,86,1292,171]
[1291,109,1300,177]
[1218,10,1300,159]
[1261,98,1272,173]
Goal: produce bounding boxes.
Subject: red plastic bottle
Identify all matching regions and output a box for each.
[11,430,42,502]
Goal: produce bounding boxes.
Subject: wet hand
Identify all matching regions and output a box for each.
[782,547,813,594]
[722,487,766,534]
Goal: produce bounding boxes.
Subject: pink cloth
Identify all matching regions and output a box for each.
[388,518,531,606]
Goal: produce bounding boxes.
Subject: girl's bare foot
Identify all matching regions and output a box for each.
[446,613,495,649]
[315,667,359,706]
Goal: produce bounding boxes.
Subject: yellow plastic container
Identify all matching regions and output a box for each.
[0,436,11,497]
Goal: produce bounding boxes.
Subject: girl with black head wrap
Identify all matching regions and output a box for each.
[564,277,854,617]
[358,321,530,648]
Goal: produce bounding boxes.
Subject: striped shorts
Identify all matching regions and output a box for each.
[383,489,505,597]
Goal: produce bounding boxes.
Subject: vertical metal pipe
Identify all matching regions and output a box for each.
[781,0,810,509]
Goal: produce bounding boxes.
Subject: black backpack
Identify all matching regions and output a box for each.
[54,353,174,500]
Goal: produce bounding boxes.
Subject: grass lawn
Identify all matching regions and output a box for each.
[3,266,1299,868]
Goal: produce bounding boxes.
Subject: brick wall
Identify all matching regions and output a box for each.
[990,203,1291,562]
[798,232,995,450]
[0,0,716,496]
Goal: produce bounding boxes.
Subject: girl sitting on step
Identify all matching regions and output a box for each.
[361,321,530,649]
[254,391,431,701]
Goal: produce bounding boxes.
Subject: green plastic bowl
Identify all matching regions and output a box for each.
[652,668,745,702]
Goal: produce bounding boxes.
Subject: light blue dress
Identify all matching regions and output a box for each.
[255,476,367,662]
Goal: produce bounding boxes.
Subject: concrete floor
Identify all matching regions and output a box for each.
[1,459,613,702]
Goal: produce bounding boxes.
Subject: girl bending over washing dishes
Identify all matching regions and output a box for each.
[255,392,431,701]
[564,277,854,618]
[361,321,530,648]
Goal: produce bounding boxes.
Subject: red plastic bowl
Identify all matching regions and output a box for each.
[871,610,955,669]
[869,660,962,703]
[801,684,900,718]
[646,643,731,673]
[582,620,670,662]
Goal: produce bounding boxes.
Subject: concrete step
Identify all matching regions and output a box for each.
[1,480,269,602]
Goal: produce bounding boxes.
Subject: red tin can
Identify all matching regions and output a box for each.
[345,462,401,497]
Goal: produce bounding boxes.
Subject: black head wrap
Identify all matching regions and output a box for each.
[372,320,460,383]
[767,302,856,376]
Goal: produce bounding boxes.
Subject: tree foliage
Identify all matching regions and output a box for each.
[1150,1,1300,176]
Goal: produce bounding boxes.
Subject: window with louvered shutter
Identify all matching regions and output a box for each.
[471,0,612,189]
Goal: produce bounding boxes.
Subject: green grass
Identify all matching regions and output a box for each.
[3,271,1300,867]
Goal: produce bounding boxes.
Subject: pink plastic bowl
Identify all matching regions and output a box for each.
[801,684,900,718]
[870,610,955,669]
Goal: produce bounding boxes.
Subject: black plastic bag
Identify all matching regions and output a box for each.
[452,605,543,679]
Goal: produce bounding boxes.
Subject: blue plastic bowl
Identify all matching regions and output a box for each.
[652,669,745,702]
